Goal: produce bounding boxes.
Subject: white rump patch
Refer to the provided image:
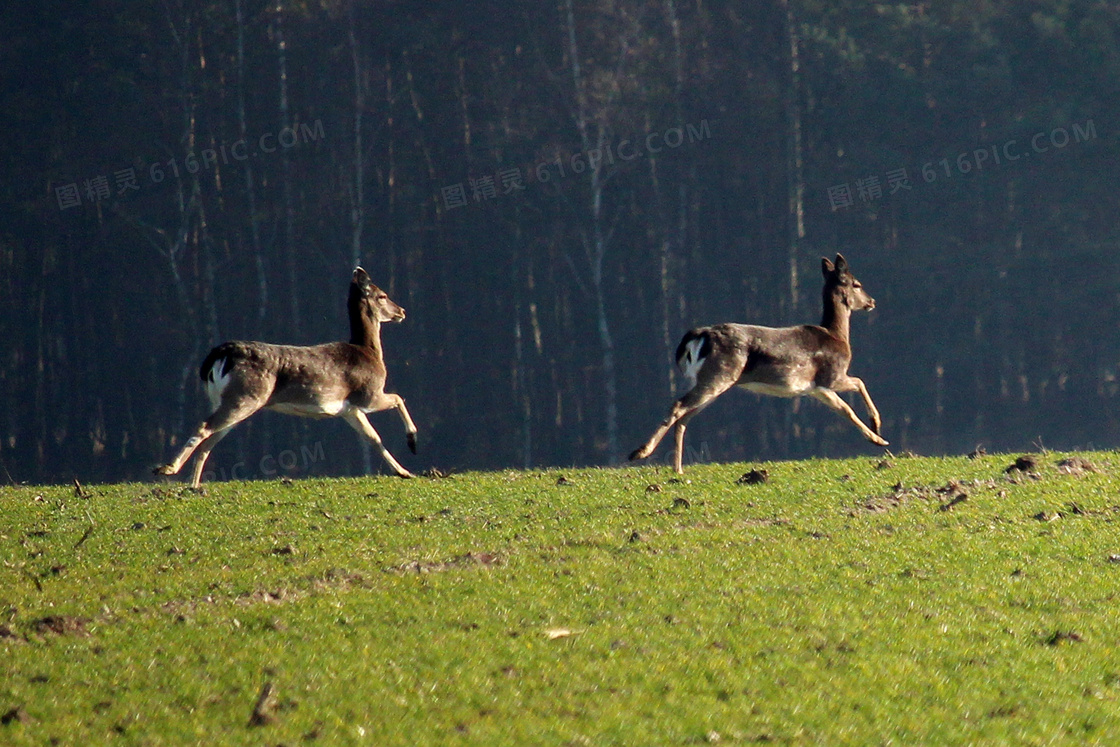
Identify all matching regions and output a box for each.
[678,337,706,383]
[204,360,232,409]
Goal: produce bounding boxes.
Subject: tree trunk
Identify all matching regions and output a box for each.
[512,212,533,468]
[235,0,267,331]
[781,0,805,320]
[384,60,398,290]
[348,2,364,270]
[273,0,300,337]
[564,0,620,463]
[348,3,372,475]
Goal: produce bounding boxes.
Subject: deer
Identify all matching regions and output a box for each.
[629,254,887,474]
[154,267,418,487]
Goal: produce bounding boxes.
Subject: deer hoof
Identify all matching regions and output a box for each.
[628,448,647,462]
[407,433,418,454]
[397,470,414,479]
[153,464,175,476]
[871,435,889,447]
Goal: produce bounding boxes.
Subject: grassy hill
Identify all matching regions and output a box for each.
[3,452,1120,745]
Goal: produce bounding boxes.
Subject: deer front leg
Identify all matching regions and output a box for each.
[811,388,889,446]
[343,410,413,478]
[392,395,419,454]
[366,393,419,454]
[848,376,883,435]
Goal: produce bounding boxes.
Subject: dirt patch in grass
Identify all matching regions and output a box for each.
[0,624,26,644]
[247,682,276,727]
[159,568,371,619]
[854,479,994,515]
[234,588,299,607]
[33,615,90,637]
[736,469,770,485]
[387,552,500,574]
[1002,454,1104,481]
[1044,630,1084,646]
[731,516,792,532]
[854,482,936,514]
[1056,457,1099,476]
[1005,455,1041,475]
[309,567,366,590]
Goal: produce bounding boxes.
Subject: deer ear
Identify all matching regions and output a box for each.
[834,254,849,274]
[821,257,835,275]
[352,267,373,296]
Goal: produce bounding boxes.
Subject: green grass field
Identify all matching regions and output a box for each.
[3,452,1120,745]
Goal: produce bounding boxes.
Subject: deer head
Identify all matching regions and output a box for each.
[351,267,406,323]
[821,254,875,311]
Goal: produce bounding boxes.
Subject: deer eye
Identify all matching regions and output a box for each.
[852,282,862,289]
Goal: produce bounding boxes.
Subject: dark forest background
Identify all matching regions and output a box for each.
[2,0,1119,484]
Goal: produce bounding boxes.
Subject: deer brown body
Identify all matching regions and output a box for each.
[155,268,418,487]
[629,254,887,473]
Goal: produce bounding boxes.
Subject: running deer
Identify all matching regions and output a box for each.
[629,254,887,473]
[155,267,418,487]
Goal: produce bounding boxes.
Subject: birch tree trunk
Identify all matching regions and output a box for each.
[564,0,619,463]
[235,0,267,330]
[164,1,204,445]
[273,0,300,337]
[781,0,805,320]
[349,4,371,475]
[348,2,364,270]
[659,0,688,399]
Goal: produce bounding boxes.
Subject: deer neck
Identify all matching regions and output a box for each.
[820,292,851,343]
[348,305,384,359]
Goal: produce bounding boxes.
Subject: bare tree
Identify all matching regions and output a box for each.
[560,0,631,462]
[272,0,300,337]
[647,0,689,400]
[781,0,805,320]
[348,2,373,475]
[235,0,268,328]
[348,1,365,270]
[118,0,213,444]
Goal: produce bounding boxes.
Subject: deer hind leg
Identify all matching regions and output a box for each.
[629,380,733,469]
[810,388,889,446]
[154,395,265,484]
[629,399,689,463]
[670,404,713,474]
[343,409,413,478]
[187,428,233,489]
[155,425,210,478]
